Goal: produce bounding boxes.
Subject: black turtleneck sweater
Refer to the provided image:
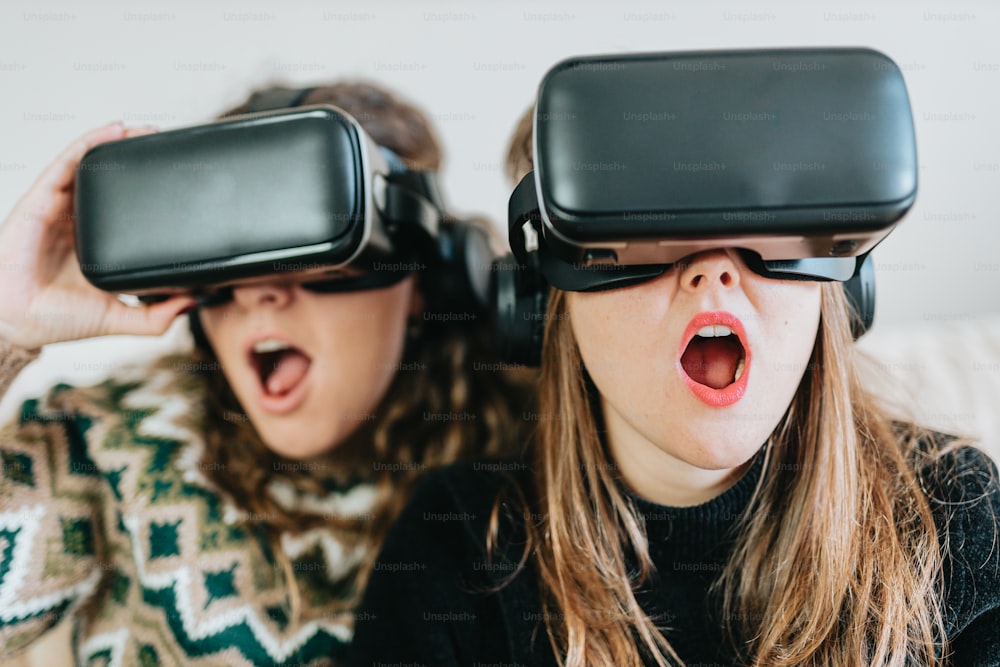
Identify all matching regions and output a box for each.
[348,445,1000,666]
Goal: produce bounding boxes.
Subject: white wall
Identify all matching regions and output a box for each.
[1,0,998,412]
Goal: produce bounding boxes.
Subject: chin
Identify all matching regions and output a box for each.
[688,448,759,472]
[673,424,769,471]
[253,421,342,461]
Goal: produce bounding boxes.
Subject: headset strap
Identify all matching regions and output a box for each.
[508,171,540,259]
[382,175,441,242]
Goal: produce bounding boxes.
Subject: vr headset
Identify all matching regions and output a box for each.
[75,87,492,317]
[494,48,917,364]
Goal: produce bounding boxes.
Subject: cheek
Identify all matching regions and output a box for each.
[197,310,237,362]
[569,286,665,350]
[311,283,412,385]
[569,292,622,375]
[755,284,822,388]
[778,285,821,349]
[568,291,664,400]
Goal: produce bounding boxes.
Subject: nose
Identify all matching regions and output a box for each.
[230,282,295,310]
[678,250,741,294]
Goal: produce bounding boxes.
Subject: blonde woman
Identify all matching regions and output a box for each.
[350,65,1000,665]
[0,82,531,666]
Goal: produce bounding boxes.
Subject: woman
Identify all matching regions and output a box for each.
[348,108,1000,666]
[0,83,531,666]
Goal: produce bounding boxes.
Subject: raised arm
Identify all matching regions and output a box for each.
[0,123,194,658]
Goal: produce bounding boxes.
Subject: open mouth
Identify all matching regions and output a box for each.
[249,338,312,397]
[681,325,746,389]
[677,313,750,406]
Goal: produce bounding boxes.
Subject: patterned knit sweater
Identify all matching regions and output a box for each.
[0,342,378,666]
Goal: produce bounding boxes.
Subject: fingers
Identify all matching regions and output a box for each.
[123,126,158,140]
[8,123,158,232]
[34,122,128,197]
[102,295,198,338]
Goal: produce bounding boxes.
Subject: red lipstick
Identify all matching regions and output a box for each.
[676,311,751,407]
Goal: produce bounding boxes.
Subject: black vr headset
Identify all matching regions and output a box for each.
[75,86,493,322]
[493,47,916,365]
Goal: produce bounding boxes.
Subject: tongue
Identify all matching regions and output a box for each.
[681,336,742,390]
[265,350,311,396]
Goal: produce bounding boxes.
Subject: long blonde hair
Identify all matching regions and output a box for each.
[503,105,961,666]
[526,285,959,666]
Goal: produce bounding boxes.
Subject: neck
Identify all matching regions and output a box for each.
[603,407,756,508]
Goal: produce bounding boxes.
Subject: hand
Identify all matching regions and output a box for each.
[0,123,196,350]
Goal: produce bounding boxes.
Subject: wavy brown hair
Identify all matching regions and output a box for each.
[188,82,534,623]
[502,106,974,666]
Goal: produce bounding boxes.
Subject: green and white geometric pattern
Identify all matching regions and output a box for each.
[1,355,376,666]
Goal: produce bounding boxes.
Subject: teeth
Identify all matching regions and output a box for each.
[695,324,734,338]
[733,357,746,382]
[252,338,292,354]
